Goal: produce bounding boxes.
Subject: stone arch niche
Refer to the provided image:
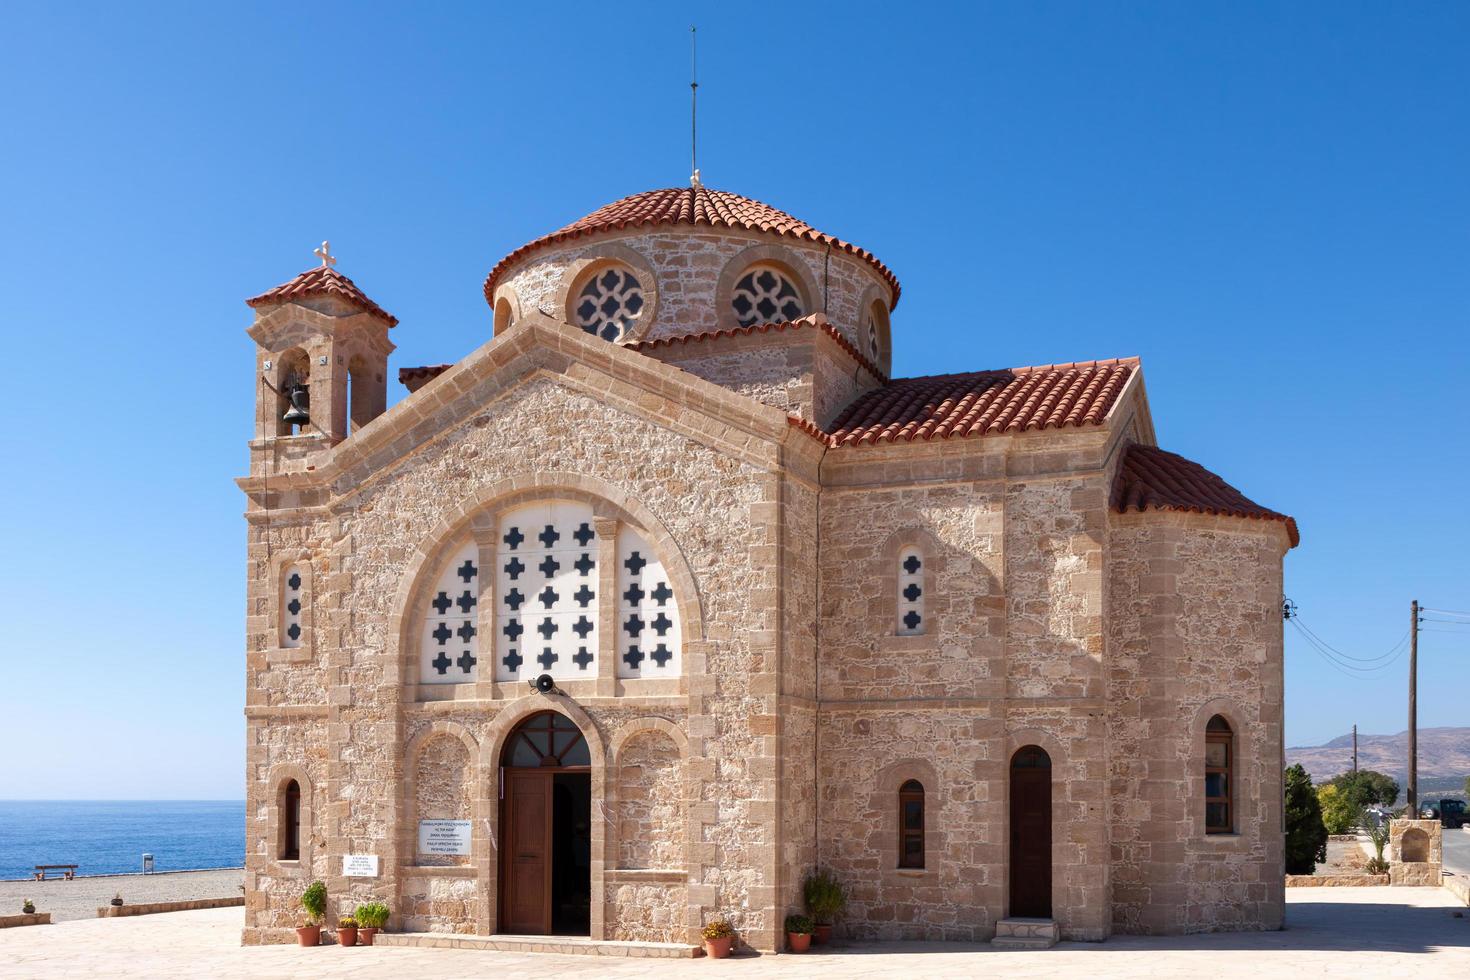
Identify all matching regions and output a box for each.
[613,729,684,870]
[1401,827,1429,863]
[412,733,475,867]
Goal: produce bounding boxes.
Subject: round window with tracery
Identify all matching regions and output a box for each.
[574,267,645,341]
[732,266,804,327]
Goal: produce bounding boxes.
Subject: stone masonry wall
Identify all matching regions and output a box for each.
[814,439,1113,942]
[1107,511,1287,934]
[244,327,795,947]
[496,229,889,359]
[615,731,684,870]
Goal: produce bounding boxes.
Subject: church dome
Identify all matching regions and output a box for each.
[483,186,900,310]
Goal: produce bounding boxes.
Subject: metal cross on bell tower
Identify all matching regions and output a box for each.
[314,241,336,268]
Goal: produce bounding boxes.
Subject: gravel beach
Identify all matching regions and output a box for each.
[0,868,242,922]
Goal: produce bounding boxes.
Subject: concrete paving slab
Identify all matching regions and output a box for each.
[0,887,1466,979]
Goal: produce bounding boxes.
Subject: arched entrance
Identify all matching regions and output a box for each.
[1009,745,1052,918]
[499,711,592,935]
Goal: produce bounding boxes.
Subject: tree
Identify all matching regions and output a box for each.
[1317,783,1356,835]
[1285,763,1329,874]
[1327,770,1400,809]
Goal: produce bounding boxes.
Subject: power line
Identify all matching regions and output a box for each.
[1291,613,1408,662]
[1422,607,1470,618]
[1288,619,1409,674]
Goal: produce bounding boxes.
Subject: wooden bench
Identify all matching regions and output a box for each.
[33,865,77,881]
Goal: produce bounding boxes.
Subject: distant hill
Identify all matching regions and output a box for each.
[1287,727,1470,789]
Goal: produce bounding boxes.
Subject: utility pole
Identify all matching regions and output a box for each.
[1352,724,1357,774]
[1408,599,1419,812]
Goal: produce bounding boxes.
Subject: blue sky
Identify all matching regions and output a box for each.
[0,2,1465,799]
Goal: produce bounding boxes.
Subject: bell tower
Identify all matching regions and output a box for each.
[245,242,397,475]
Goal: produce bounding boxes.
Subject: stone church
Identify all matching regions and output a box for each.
[240,182,1298,950]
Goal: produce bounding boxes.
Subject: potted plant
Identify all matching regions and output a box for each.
[701,919,734,958]
[110,893,124,908]
[355,901,389,945]
[784,913,813,953]
[296,880,326,946]
[21,900,35,915]
[802,868,846,945]
[337,915,359,947]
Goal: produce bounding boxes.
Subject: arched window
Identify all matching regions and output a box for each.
[503,711,591,768]
[897,547,924,635]
[898,780,925,869]
[573,266,645,341]
[275,348,310,436]
[421,541,480,684]
[1206,715,1234,834]
[494,295,514,335]
[731,265,804,327]
[864,300,888,364]
[280,779,301,861]
[281,565,304,649]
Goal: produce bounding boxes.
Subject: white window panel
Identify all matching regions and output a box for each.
[615,527,681,678]
[897,547,924,636]
[420,541,480,683]
[496,502,598,682]
[281,565,304,649]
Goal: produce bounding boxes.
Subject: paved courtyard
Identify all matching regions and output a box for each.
[1,887,1466,979]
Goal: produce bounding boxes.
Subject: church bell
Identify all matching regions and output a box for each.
[282,382,311,427]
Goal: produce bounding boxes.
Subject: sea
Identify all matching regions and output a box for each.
[0,800,245,880]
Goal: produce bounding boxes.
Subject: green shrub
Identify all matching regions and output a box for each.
[784,914,813,934]
[354,901,390,929]
[1318,784,1356,835]
[300,881,327,924]
[802,867,847,923]
[1285,764,1328,875]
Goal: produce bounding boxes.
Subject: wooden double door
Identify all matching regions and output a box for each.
[499,769,591,935]
[1009,746,1052,918]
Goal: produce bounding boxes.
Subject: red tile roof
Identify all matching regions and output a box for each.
[247,266,398,327]
[1112,444,1299,546]
[483,186,900,310]
[399,363,453,393]
[824,358,1136,447]
[627,317,886,381]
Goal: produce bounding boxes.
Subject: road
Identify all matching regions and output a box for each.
[1443,824,1470,879]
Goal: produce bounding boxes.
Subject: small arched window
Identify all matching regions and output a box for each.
[731,266,804,327]
[574,266,645,341]
[897,547,924,636]
[898,780,925,868]
[1206,715,1233,834]
[864,300,888,364]
[280,779,301,861]
[281,565,304,649]
[494,295,514,335]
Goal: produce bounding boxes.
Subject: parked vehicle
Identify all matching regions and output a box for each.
[1417,799,1467,828]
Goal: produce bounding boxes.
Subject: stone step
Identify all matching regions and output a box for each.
[991,917,1058,949]
[378,932,700,957]
[376,932,701,958]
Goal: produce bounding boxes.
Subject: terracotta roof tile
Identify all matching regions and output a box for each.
[627,316,886,381]
[247,266,398,327]
[1111,444,1299,547]
[399,363,453,393]
[824,358,1136,447]
[483,186,900,309]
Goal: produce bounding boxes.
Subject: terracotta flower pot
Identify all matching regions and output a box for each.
[787,932,811,953]
[704,935,733,958]
[812,923,832,945]
[358,927,378,946]
[337,927,357,947]
[296,925,321,947]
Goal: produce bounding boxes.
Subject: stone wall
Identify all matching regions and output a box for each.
[1107,510,1288,934]
[495,229,890,363]
[615,730,683,870]
[413,735,473,867]
[243,321,806,948]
